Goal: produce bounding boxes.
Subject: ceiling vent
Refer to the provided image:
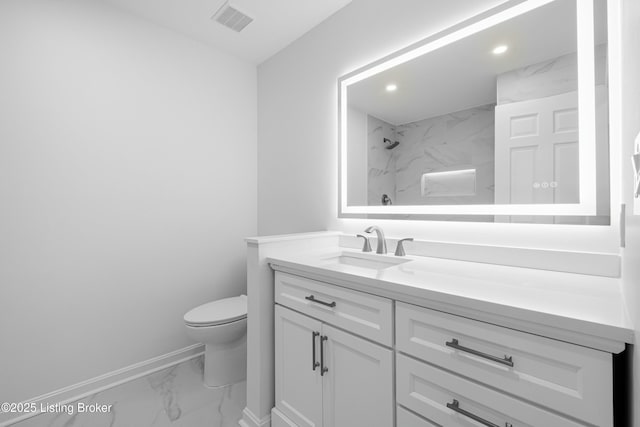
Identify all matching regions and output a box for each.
[212,2,254,32]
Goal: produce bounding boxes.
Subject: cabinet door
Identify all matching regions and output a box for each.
[275,305,323,427]
[321,324,393,427]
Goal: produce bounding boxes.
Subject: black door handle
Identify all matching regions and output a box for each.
[311,331,320,371]
[305,295,336,308]
[320,335,328,376]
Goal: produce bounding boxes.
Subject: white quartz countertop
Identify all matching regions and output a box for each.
[267,248,634,353]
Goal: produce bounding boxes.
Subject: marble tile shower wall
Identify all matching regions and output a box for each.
[367,114,397,205]
[392,105,496,206]
[366,106,495,206]
[10,356,245,427]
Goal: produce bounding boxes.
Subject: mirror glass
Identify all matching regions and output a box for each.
[340,0,609,223]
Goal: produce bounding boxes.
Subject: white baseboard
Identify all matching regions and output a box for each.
[271,408,298,427]
[239,407,271,427]
[0,344,204,427]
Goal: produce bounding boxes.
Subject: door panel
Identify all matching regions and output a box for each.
[275,305,323,427]
[495,91,579,223]
[554,141,580,204]
[321,324,393,427]
[510,146,538,203]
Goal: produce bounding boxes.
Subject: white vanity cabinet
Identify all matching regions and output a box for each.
[273,272,394,427]
[269,266,622,427]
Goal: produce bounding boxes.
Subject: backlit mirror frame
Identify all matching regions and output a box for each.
[338,0,599,217]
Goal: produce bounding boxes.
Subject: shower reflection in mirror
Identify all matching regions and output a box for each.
[343,0,610,225]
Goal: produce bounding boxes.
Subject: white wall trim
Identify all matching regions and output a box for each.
[239,407,271,427]
[271,407,297,427]
[0,344,204,427]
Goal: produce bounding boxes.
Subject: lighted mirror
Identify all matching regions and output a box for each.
[339,0,610,223]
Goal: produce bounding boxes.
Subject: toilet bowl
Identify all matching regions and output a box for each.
[184,294,247,388]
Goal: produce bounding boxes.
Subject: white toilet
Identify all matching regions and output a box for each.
[184,294,247,388]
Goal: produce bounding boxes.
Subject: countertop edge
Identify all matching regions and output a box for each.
[245,231,341,245]
[267,258,634,354]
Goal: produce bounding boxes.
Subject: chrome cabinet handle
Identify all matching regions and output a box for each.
[445,338,514,367]
[320,335,328,376]
[446,400,512,427]
[311,331,320,371]
[305,295,336,308]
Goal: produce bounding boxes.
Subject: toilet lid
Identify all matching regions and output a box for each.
[184,295,247,326]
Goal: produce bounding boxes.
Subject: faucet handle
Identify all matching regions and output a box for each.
[394,238,414,256]
[357,234,372,252]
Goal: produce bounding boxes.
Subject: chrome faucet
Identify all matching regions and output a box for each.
[394,238,413,256]
[364,226,387,254]
[356,234,372,252]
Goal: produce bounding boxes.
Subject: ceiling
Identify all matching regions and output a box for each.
[98,0,353,64]
[347,0,606,125]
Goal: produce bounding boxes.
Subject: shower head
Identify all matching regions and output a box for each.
[383,137,399,150]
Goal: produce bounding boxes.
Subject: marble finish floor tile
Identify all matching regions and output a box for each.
[10,356,246,427]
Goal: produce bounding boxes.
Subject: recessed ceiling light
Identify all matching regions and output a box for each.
[492,45,508,55]
[386,84,398,92]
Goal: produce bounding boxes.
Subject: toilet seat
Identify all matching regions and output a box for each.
[184,295,247,327]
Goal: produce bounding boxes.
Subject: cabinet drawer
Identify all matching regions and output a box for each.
[397,353,589,427]
[275,272,393,346]
[396,302,612,427]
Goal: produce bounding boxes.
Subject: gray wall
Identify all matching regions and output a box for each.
[0,0,257,404]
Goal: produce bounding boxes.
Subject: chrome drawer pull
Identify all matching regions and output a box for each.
[446,399,513,427]
[305,295,337,308]
[445,338,514,367]
[311,331,320,371]
[320,335,328,376]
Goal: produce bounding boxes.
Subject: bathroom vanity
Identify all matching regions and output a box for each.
[237,0,634,425]
[241,234,634,427]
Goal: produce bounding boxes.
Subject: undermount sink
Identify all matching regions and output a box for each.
[321,252,410,271]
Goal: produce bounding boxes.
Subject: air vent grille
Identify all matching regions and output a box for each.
[212,2,253,32]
